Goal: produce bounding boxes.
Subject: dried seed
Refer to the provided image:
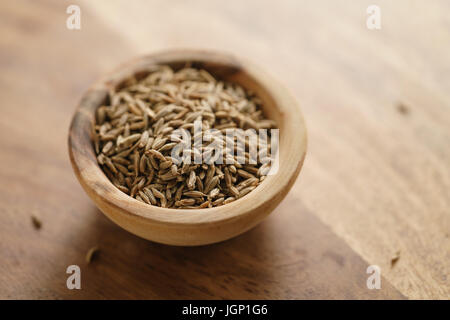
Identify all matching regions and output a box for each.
[94,65,276,208]
[183,190,205,198]
[152,136,168,150]
[212,197,224,206]
[143,187,157,205]
[115,162,130,175]
[138,190,151,204]
[223,197,236,204]
[160,171,177,181]
[86,246,100,264]
[139,154,147,173]
[148,155,159,170]
[139,130,149,148]
[160,160,173,170]
[175,199,196,207]
[102,141,113,154]
[237,169,255,179]
[229,185,240,197]
[133,151,140,177]
[196,176,204,192]
[111,156,129,166]
[151,187,165,200]
[118,133,141,148]
[97,154,106,165]
[145,136,155,151]
[175,184,184,201]
[31,215,42,230]
[238,177,259,190]
[239,186,256,198]
[209,188,220,199]
[199,200,211,208]
[224,167,232,187]
[146,149,165,161]
[187,170,196,190]
[204,176,219,194]
[104,157,118,174]
[96,106,106,124]
[158,142,177,152]
[166,188,172,201]
[116,185,129,193]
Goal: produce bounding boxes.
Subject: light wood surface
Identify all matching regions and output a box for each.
[0,0,448,299]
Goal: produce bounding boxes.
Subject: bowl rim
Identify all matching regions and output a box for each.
[68,49,307,227]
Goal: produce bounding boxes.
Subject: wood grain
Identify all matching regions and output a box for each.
[0,0,447,299]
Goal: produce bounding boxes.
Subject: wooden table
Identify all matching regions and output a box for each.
[0,0,448,299]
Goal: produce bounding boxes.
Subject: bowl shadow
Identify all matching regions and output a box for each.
[40,193,405,299]
[52,205,290,299]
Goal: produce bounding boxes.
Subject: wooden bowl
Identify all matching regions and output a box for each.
[68,49,307,246]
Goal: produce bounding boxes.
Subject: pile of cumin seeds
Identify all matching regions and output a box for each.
[93,65,277,209]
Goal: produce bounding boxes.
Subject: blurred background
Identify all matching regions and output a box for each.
[0,0,448,299]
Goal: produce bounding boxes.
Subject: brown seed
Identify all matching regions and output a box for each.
[224,167,232,187]
[175,184,184,201]
[115,162,130,175]
[139,130,149,148]
[118,133,141,148]
[391,251,401,268]
[239,186,256,198]
[159,169,177,180]
[148,155,159,170]
[199,200,211,208]
[209,188,220,199]
[146,149,165,161]
[116,185,129,193]
[204,176,219,194]
[212,197,225,206]
[111,156,129,166]
[229,185,240,198]
[237,169,254,179]
[183,191,205,198]
[94,66,276,208]
[143,187,157,205]
[97,154,106,165]
[104,157,118,174]
[96,106,106,124]
[151,187,165,200]
[145,137,155,151]
[138,190,151,204]
[133,151,140,177]
[102,141,113,154]
[152,136,168,150]
[159,160,173,170]
[223,197,236,204]
[31,215,42,230]
[238,177,259,190]
[139,154,147,173]
[175,199,196,207]
[204,165,216,188]
[196,176,204,192]
[187,170,196,190]
[166,188,172,201]
[86,246,100,264]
